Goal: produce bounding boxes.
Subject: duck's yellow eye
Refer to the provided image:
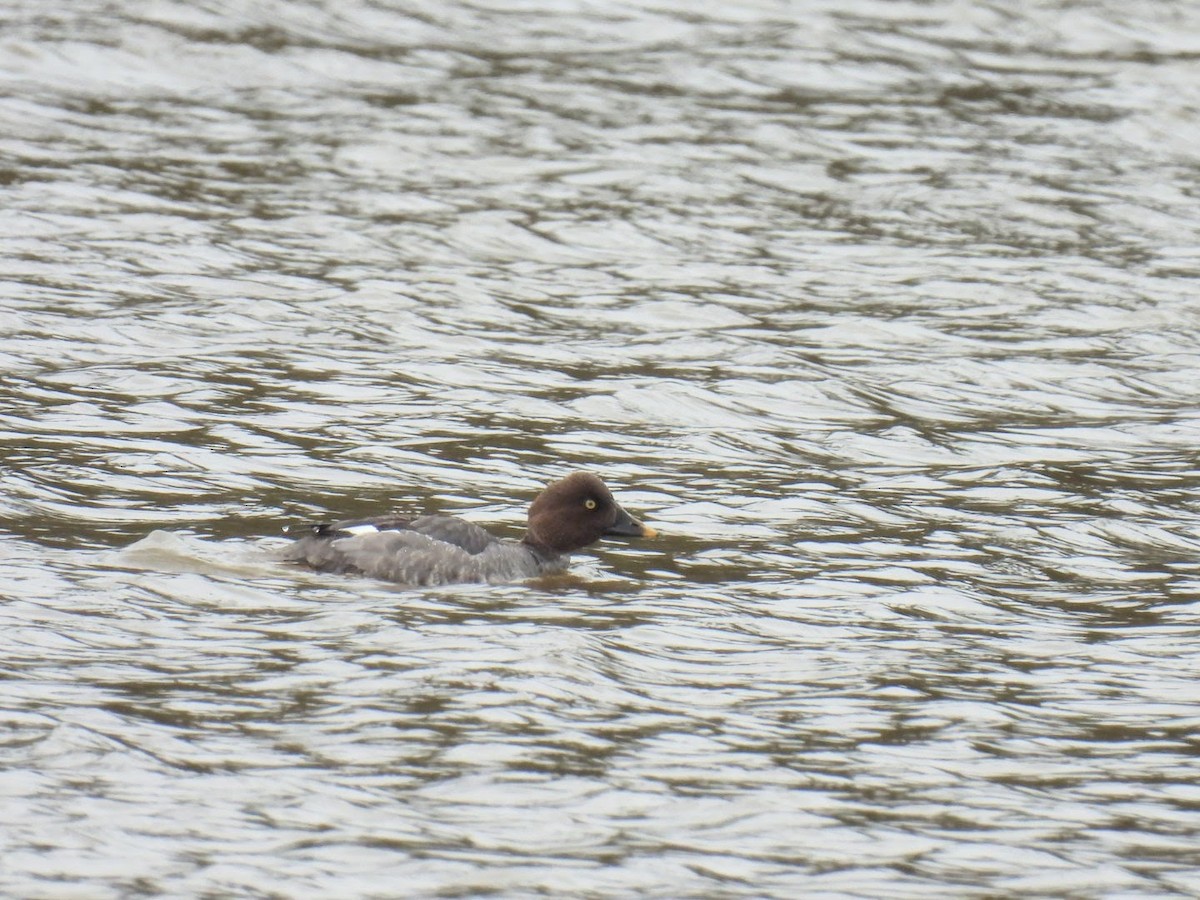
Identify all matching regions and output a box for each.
[584,498,597,510]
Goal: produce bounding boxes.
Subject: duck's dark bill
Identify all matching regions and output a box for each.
[605,507,657,539]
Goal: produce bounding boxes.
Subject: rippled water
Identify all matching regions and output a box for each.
[3,1,1200,896]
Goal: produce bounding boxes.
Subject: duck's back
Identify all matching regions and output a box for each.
[283,514,566,586]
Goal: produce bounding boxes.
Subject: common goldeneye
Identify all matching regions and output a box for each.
[282,471,656,586]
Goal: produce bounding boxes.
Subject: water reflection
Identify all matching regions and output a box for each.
[2,0,1200,896]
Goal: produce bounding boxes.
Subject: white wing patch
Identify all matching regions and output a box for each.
[339,523,381,536]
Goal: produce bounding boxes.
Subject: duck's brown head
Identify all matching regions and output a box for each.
[524,471,656,556]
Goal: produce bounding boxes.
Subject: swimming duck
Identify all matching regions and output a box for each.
[282,471,656,586]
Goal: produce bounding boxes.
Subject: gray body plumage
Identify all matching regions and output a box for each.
[282,515,569,586]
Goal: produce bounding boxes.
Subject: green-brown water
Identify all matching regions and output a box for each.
[3,1,1200,896]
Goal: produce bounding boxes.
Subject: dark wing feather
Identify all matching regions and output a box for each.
[313,514,413,536]
[287,513,498,555]
[404,516,498,555]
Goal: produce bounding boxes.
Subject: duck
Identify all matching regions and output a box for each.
[282,471,656,586]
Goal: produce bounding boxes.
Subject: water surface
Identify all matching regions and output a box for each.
[2,1,1200,896]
